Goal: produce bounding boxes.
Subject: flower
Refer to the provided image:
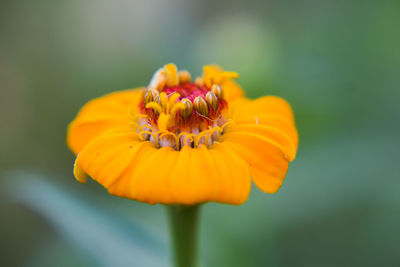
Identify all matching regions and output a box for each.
[67,64,298,205]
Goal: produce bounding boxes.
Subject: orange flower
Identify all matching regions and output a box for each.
[67,64,298,205]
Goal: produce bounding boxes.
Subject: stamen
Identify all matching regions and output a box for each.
[179,99,193,119]
[193,96,209,117]
[206,91,218,111]
[138,64,237,150]
[211,84,223,99]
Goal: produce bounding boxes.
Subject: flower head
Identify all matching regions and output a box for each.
[67,64,298,205]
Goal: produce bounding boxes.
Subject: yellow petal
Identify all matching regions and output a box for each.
[67,89,142,154]
[221,131,290,194]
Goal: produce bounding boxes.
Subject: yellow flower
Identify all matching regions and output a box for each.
[67,64,298,205]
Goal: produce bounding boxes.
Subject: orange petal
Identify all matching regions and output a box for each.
[76,130,251,204]
[230,96,298,148]
[221,131,290,194]
[67,89,143,154]
[166,144,251,205]
[226,124,297,161]
[74,129,145,188]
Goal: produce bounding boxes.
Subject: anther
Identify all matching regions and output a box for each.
[178,70,191,84]
[194,96,209,117]
[143,88,159,103]
[205,91,218,111]
[211,84,223,99]
[179,98,193,119]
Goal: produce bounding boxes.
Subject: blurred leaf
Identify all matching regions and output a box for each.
[3,171,169,267]
[201,129,400,266]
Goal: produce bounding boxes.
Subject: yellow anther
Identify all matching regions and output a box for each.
[178,70,191,84]
[211,84,223,99]
[206,91,218,111]
[179,98,193,119]
[145,102,163,114]
[164,63,179,86]
[143,88,159,103]
[193,96,209,117]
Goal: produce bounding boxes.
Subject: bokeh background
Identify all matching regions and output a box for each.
[1,0,399,266]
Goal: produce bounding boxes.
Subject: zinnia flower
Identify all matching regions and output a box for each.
[67,64,298,205]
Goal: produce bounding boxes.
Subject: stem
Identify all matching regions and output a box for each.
[167,205,200,267]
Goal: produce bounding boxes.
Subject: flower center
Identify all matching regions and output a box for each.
[135,64,236,150]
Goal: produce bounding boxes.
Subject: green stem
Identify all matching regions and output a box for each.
[167,205,200,267]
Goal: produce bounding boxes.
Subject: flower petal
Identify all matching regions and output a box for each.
[74,129,146,188]
[166,144,251,205]
[67,89,142,154]
[226,124,297,161]
[75,130,251,204]
[221,131,290,194]
[230,96,298,148]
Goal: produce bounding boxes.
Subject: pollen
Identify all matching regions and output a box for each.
[136,63,236,150]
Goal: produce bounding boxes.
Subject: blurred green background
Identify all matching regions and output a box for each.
[1,0,399,266]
